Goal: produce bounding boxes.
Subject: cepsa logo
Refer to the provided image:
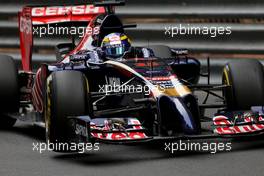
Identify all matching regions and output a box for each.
[32,5,103,16]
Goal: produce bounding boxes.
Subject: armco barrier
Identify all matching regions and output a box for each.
[0,0,264,62]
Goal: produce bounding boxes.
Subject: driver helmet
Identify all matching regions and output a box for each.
[101,33,131,59]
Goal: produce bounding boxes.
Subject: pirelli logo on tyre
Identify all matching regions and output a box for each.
[223,67,231,86]
[45,75,52,138]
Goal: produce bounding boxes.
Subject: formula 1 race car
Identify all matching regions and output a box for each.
[0,0,264,151]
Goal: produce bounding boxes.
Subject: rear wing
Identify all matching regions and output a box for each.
[31,5,105,25]
[19,4,105,71]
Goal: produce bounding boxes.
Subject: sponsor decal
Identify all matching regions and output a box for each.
[91,132,147,140]
[109,35,122,45]
[32,5,101,16]
[75,124,88,137]
[20,16,31,34]
[213,113,264,135]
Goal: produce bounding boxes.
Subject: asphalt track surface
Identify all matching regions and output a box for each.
[0,90,264,176]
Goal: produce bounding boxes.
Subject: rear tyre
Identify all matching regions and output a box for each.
[147,45,173,58]
[0,55,19,128]
[45,71,88,152]
[222,59,264,110]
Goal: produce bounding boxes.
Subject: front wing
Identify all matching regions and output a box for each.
[213,107,264,135]
[68,108,264,144]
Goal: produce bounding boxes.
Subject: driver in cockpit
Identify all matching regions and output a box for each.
[73,32,154,64]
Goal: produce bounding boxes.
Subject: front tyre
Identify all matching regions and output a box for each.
[45,71,88,152]
[223,59,264,110]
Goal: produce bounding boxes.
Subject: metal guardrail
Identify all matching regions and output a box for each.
[0,1,264,57]
[1,23,264,54]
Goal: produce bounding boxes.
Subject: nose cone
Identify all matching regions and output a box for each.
[158,95,200,135]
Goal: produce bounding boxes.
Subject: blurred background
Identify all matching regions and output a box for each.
[1,0,264,79]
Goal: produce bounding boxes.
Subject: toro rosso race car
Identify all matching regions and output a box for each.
[0,0,264,151]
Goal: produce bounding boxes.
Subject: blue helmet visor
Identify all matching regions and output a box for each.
[104,45,125,58]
